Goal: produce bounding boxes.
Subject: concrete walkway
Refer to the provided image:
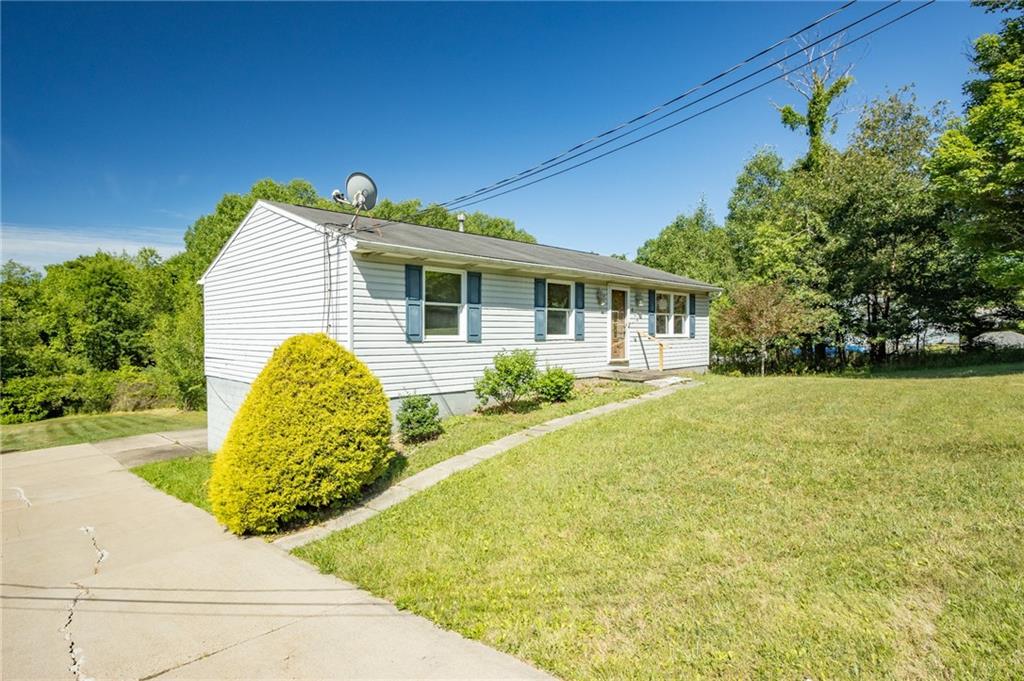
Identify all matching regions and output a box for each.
[95,427,207,467]
[275,380,698,551]
[1,441,551,679]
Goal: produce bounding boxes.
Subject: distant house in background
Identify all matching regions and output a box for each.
[199,201,720,451]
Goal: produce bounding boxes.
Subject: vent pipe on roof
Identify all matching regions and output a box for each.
[457,213,466,232]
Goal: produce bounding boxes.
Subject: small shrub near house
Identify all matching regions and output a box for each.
[533,367,576,403]
[474,349,539,409]
[397,395,443,444]
[208,333,393,535]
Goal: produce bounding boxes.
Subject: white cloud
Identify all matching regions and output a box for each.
[0,224,183,269]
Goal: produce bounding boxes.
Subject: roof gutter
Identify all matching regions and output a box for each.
[350,239,723,293]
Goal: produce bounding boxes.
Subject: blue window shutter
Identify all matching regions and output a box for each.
[534,278,546,341]
[405,264,423,343]
[574,282,585,341]
[689,293,697,338]
[467,271,482,343]
[647,289,656,336]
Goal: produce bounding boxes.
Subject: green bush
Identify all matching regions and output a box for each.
[111,367,177,411]
[0,375,69,423]
[65,371,119,413]
[208,333,393,535]
[474,349,538,409]
[0,368,175,424]
[397,394,443,444]
[151,294,207,410]
[533,366,576,402]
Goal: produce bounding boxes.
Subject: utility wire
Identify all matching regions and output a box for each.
[444,0,902,211]
[447,0,935,212]
[439,0,859,207]
[345,2,866,233]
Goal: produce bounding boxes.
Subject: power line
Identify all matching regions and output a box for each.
[447,0,936,211]
[438,0,860,208]
[444,0,905,212]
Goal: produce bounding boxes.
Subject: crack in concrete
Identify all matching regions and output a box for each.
[7,486,32,507]
[60,527,108,681]
[155,433,202,453]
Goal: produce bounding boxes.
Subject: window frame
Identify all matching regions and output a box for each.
[545,279,573,340]
[422,266,466,340]
[654,290,689,336]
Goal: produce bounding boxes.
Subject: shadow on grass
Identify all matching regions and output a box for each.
[475,399,545,416]
[847,361,1024,380]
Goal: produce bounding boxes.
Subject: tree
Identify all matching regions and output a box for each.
[0,261,43,379]
[775,41,854,169]
[929,0,1024,290]
[635,200,738,286]
[724,148,787,273]
[370,199,536,243]
[818,90,950,360]
[37,252,151,371]
[715,281,818,375]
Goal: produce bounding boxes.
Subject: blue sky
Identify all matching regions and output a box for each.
[1,1,999,269]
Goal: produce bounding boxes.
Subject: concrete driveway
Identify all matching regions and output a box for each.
[1,440,551,680]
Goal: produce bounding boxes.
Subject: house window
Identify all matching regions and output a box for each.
[655,293,671,335]
[424,269,463,337]
[656,291,688,335]
[546,281,571,337]
[673,294,686,335]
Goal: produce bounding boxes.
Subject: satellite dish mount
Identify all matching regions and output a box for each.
[331,172,378,212]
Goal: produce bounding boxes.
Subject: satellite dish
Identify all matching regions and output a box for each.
[345,172,377,210]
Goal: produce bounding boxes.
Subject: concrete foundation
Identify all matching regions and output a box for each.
[205,376,251,452]
[206,376,480,452]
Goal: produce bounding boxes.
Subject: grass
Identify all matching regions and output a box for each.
[394,379,648,481]
[296,363,1024,679]
[0,408,207,453]
[133,454,214,512]
[128,379,648,523]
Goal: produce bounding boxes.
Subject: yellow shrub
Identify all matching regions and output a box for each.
[208,333,393,534]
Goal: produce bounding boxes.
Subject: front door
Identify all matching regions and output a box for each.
[610,289,627,361]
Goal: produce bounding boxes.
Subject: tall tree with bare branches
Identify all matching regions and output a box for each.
[776,38,854,169]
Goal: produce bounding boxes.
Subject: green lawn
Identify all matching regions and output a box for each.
[396,379,648,480]
[133,454,214,512]
[296,364,1024,679]
[0,409,207,453]
[129,379,647,521]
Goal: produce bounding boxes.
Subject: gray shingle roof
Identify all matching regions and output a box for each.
[265,201,720,291]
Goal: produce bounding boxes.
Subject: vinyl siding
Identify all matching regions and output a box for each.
[351,256,709,397]
[202,210,710,401]
[626,290,710,370]
[203,205,348,385]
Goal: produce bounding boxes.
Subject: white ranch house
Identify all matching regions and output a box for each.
[200,200,720,450]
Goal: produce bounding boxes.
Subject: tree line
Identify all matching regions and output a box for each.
[636,1,1023,374]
